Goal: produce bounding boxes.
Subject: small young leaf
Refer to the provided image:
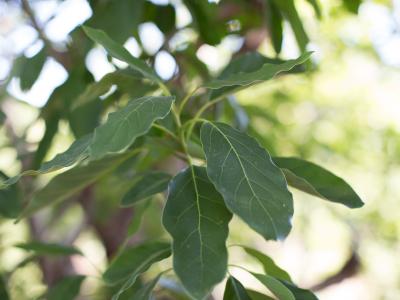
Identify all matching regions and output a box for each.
[204,52,311,91]
[130,273,162,300]
[46,276,85,300]
[201,122,293,241]
[242,246,292,282]
[82,26,163,86]
[251,273,295,300]
[272,157,364,208]
[223,276,251,300]
[163,166,232,300]
[121,171,171,206]
[89,96,174,160]
[21,151,137,217]
[15,242,82,256]
[103,241,171,285]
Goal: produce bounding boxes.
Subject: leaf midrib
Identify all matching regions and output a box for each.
[207,122,279,239]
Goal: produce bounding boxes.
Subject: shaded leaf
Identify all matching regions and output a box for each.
[21,151,138,217]
[130,273,162,300]
[201,122,293,240]
[207,52,311,100]
[89,96,174,160]
[342,0,361,13]
[47,276,85,300]
[272,157,364,208]
[0,276,9,300]
[252,273,295,300]
[121,171,171,206]
[265,0,284,54]
[18,49,46,91]
[82,26,163,86]
[163,166,232,300]
[246,290,275,300]
[223,276,251,300]
[271,0,309,51]
[15,242,82,256]
[127,200,151,236]
[242,246,292,282]
[103,241,171,285]
[0,172,22,218]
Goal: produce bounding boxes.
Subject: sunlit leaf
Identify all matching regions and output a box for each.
[46,276,85,300]
[82,26,163,86]
[201,122,293,240]
[15,241,82,256]
[207,52,311,100]
[89,96,174,160]
[121,171,171,206]
[273,157,364,208]
[242,246,292,282]
[163,166,232,300]
[223,276,251,300]
[306,0,322,18]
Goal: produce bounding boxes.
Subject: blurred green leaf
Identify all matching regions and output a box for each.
[0,172,22,218]
[89,96,174,160]
[272,0,309,51]
[0,276,9,300]
[200,122,293,240]
[342,0,361,13]
[15,242,82,256]
[242,246,292,282]
[306,0,322,18]
[83,26,164,87]
[278,280,319,300]
[144,2,176,34]
[121,171,171,206]
[127,200,151,236]
[265,0,284,54]
[207,52,311,100]
[252,273,295,300]
[46,276,85,300]
[246,289,275,300]
[223,276,251,300]
[273,157,364,208]
[17,49,46,91]
[21,151,138,217]
[129,273,162,300]
[163,166,232,300]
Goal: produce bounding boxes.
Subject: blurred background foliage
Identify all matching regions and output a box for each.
[0,0,400,299]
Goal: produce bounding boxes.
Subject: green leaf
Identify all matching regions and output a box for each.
[209,52,305,101]
[271,0,309,51]
[342,0,361,13]
[127,200,151,236]
[18,48,47,91]
[0,276,9,300]
[15,242,82,256]
[1,133,92,188]
[223,276,251,300]
[89,96,174,160]
[72,69,144,110]
[206,52,311,99]
[305,0,322,18]
[103,241,171,285]
[200,122,293,240]
[246,290,275,300]
[46,276,85,300]
[163,166,232,300]
[121,171,171,206]
[21,151,137,217]
[130,273,162,300]
[0,172,22,218]
[82,26,163,86]
[272,157,364,208]
[251,273,295,300]
[265,0,284,54]
[242,247,292,282]
[278,280,319,300]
